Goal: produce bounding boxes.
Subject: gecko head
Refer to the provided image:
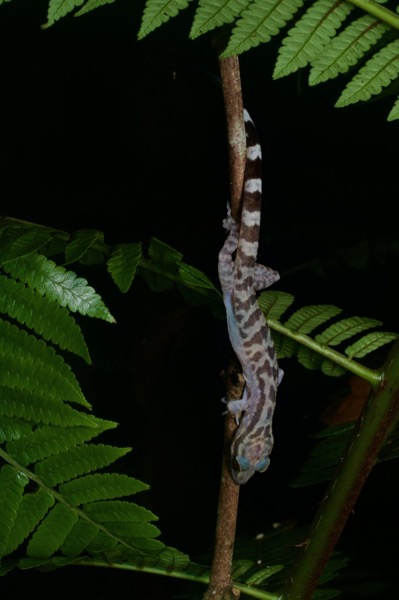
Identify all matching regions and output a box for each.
[231,453,270,485]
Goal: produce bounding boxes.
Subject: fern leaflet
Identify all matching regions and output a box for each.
[387,93,399,121]
[2,253,115,323]
[309,15,390,85]
[44,0,85,27]
[58,473,149,505]
[345,330,398,359]
[274,0,354,78]
[335,38,399,107]
[0,275,90,362]
[107,242,142,293]
[75,0,116,17]
[138,0,194,40]
[35,443,131,487]
[64,229,107,266]
[223,0,304,57]
[0,319,88,407]
[190,0,249,40]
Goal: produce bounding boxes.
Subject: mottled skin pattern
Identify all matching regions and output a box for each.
[218,109,281,485]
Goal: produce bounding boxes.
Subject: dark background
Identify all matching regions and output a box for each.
[1,0,399,598]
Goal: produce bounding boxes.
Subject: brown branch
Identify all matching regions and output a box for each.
[203,45,246,600]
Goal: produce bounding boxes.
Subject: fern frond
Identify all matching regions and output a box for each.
[107,242,142,293]
[223,0,304,57]
[27,503,79,558]
[4,489,55,556]
[0,276,90,362]
[274,0,354,79]
[60,518,99,556]
[6,421,116,466]
[264,293,394,383]
[258,290,295,321]
[139,238,222,317]
[138,0,193,40]
[83,500,157,523]
[336,38,399,107]
[0,465,28,556]
[43,0,85,27]
[34,443,130,487]
[190,0,249,41]
[387,93,399,120]
[315,316,382,345]
[74,0,116,18]
[0,225,54,264]
[0,387,94,427]
[345,330,397,359]
[284,305,343,335]
[2,253,115,323]
[309,15,390,85]
[245,565,284,585]
[64,230,107,266]
[0,416,33,442]
[0,319,88,407]
[58,473,149,505]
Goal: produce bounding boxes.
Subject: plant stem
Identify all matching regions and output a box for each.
[281,338,399,599]
[203,44,245,600]
[348,0,399,30]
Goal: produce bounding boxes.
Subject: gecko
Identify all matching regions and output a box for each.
[218,109,281,485]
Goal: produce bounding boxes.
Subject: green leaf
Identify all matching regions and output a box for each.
[60,518,99,557]
[35,443,131,487]
[245,564,284,584]
[0,465,29,557]
[0,227,53,264]
[0,416,33,442]
[309,15,389,85]
[75,0,116,18]
[0,319,89,407]
[27,503,79,558]
[5,490,55,555]
[138,0,193,40]
[6,424,112,467]
[101,520,161,539]
[64,230,107,265]
[259,290,294,321]
[321,359,346,377]
[107,243,142,293]
[387,93,399,121]
[0,387,95,427]
[223,0,304,57]
[190,0,249,40]
[274,0,354,78]
[283,305,342,335]
[3,253,115,323]
[44,0,85,27]
[345,331,397,359]
[336,38,399,107]
[292,423,354,487]
[59,473,149,505]
[0,276,91,363]
[315,316,381,346]
[231,559,254,579]
[83,500,157,523]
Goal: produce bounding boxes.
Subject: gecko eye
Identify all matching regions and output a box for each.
[233,456,250,472]
[255,457,270,473]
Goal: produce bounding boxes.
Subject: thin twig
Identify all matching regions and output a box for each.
[203,46,246,600]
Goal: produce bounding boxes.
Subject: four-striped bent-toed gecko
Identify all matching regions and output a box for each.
[218,109,281,485]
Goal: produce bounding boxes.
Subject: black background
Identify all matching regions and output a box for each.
[1,1,399,598]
